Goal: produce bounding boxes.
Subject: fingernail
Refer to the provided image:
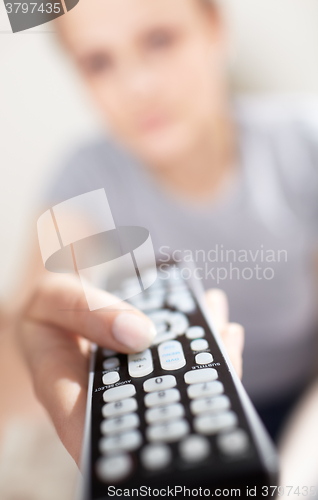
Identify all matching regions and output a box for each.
[112,313,156,351]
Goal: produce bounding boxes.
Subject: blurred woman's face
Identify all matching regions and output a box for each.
[59,0,227,166]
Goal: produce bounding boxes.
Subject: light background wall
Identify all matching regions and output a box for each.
[1,0,318,299]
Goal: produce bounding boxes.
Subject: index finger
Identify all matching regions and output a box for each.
[25,273,156,353]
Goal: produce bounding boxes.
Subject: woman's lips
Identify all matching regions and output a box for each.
[138,113,170,134]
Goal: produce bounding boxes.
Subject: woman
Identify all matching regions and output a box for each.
[19,0,318,464]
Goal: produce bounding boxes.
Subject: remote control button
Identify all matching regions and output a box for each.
[147,310,189,337]
[146,419,189,442]
[103,384,136,403]
[152,332,177,346]
[194,411,237,435]
[96,453,133,483]
[145,403,185,424]
[184,368,218,385]
[144,388,180,407]
[187,381,224,399]
[179,435,210,463]
[186,326,205,339]
[195,352,213,365]
[147,310,171,334]
[141,444,172,471]
[190,395,231,415]
[143,375,177,393]
[166,292,196,313]
[99,430,142,454]
[158,340,186,371]
[169,312,189,335]
[217,429,250,456]
[128,349,153,378]
[102,398,137,418]
[103,357,120,371]
[101,413,140,435]
[190,339,209,352]
[103,349,117,358]
[102,371,120,386]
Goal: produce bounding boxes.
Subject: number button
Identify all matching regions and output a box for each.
[146,419,189,442]
[187,381,224,399]
[102,398,137,418]
[217,429,250,456]
[194,412,237,435]
[141,444,172,471]
[145,403,185,424]
[190,396,230,415]
[100,413,139,435]
[179,435,210,463]
[143,375,177,392]
[144,388,181,407]
[96,453,133,483]
[99,430,142,454]
[184,368,218,384]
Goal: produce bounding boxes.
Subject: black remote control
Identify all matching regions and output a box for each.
[79,262,279,499]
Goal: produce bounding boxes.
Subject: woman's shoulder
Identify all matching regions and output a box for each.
[234,94,318,233]
[44,136,134,206]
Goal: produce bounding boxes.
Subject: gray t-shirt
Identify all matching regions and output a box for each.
[44,96,318,404]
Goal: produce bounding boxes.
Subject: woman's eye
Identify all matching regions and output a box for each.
[82,53,113,75]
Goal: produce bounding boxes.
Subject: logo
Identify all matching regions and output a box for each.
[3,0,80,33]
[37,188,157,310]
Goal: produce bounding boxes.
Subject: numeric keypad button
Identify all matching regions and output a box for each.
[187,381,224,399]
[146,419,189,442]
[184,368,218,385]
[217,429,250,456]
[141,444,172,471]
[102,398,137,418]
[96,453,132,483]
[179,435,210,463]
[190,395,230,415]
[144,388,181,407]
[145,403,184,424]
[103,357,120,371]
[194,411,237,435]
[128,349,153,378]
[143,375,177,393]
[103,385,136,403]
[99,430,142,454]
[102,371,120,386]
[100,413,140,435]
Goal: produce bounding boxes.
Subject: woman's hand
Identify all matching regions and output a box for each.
[18,274,244,465]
